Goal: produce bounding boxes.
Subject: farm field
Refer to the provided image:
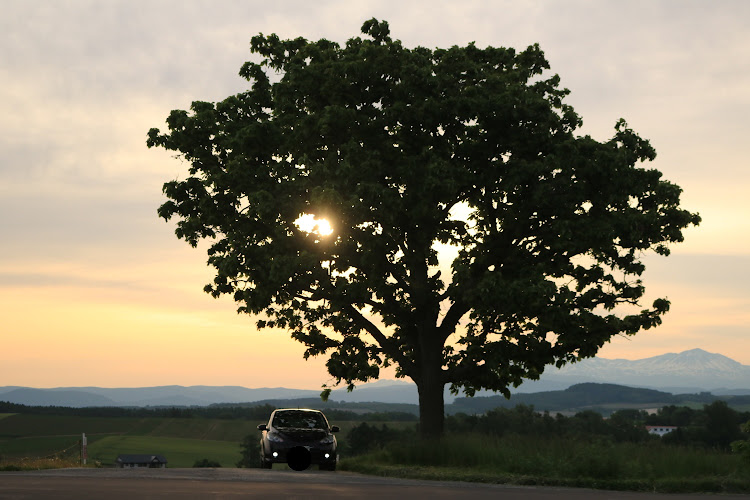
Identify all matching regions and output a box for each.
[0,414,259,440]
[0,412,414,468]
[0,414,259,466]
[88,435,241,468]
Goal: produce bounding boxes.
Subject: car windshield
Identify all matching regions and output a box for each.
[272,410,328,429]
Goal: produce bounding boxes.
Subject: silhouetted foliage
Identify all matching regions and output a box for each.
[644,402,750,450]
[444,405,651,444]
[193,458,222,467]
[361,411,417,422]
[345,422,412,455]
[447,386,750,416]
[647,405,698,427]
[731,420,750,462]
[212,398,419,416]
[236,435,260,468]
[701,401,745,448]
[0,400,277,420]
[148,17,700,437]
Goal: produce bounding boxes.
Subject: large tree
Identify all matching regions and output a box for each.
[148,19,700,438]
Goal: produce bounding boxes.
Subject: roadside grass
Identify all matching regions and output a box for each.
[0,414,16,421]
[0,457,80,471]
[0,435,92,459]
[339,432,750,494]
[87,435,241,468]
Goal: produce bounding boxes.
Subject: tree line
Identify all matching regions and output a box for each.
[0,400,415,422]
[343,401,750,456]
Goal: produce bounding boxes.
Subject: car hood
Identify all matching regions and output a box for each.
[275,428,329,441]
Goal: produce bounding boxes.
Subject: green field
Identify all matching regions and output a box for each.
[0,412,412,468]
[0,435,83,459]
[88,435,241,468]
[0,414,259,440]
[0,414,258,466]
[2,411,749,493]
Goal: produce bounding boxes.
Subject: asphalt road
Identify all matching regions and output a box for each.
[0,468,746,500]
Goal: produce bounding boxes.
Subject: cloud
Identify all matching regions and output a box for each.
[1,0,749,385]
[643,253,750,295]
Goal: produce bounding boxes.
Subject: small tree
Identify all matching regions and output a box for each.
[148,19,700,438]
[702,400,743,449]
[345,422,395,455]
[731,420,750,462]
[236,435,258,468]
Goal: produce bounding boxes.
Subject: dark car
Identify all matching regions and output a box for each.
[258,408,339,471]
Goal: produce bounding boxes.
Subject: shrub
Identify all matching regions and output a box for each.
[345,422,409,456]
[731,420,750,462]
[193,458,222,467]
[236,435,260,468]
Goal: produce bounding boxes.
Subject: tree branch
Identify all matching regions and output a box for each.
[438,299,470,343]
[340,303,414,377]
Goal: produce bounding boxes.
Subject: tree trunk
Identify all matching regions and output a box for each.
[415,334,446,439]
[416,373,445,439]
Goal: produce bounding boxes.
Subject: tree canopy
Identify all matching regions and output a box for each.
[148,19,700,437]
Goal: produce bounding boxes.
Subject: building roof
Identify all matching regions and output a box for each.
[115,454,167,464]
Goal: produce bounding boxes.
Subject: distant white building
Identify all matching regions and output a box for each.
[646,425,678,437]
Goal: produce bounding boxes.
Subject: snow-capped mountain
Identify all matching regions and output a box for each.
[521,348,750,393]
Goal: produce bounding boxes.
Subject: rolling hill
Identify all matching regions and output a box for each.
[2,348,748,408]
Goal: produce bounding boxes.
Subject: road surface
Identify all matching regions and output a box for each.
[0,468,745,499]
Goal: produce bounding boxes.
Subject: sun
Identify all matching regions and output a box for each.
[294,213,333,236]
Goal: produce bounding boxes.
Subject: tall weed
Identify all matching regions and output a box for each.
[349,431,749,482]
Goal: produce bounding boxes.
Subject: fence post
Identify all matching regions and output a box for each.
[81,433,87,465]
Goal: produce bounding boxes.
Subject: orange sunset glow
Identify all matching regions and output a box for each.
[1,1,749,390]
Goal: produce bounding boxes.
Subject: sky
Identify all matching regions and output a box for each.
[1,1,749,390]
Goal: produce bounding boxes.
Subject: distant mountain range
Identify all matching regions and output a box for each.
[2,348,749,408]
[523,348,750,394]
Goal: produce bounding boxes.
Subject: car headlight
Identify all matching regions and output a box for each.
[266,433,285,443]
[319,435,334,445]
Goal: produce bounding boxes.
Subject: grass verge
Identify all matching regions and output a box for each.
[0,457,80,471]
[338,433,750,494]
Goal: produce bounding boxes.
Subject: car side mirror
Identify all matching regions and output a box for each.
[330,425,340,433]
[257,424,267,431]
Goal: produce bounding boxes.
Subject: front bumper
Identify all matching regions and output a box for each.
[264,444,337,465]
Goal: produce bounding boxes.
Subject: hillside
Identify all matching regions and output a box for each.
[0,388,118,407]
[6,383,750,418]
[2,349,749,408]
[447,383,674,414]
[532,348,750,393]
